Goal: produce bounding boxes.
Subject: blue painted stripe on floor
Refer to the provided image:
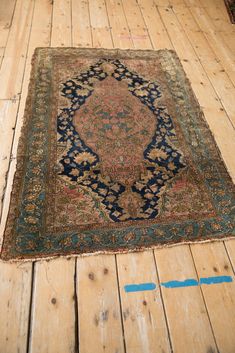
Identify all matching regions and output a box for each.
[124,283,156,293]
[124,276,233,293]
[199,276,233,285]
[161,279,198,288]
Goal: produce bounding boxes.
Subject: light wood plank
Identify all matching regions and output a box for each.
[0,158,17,246]
[72,0,92,47]
[225,240,235,272]
[203,3,235,33]
[200,3,235,55]
[77,255,125,353]
[0,99,19,215]
[0,47,4,68]
[156,5,235,181]
[28,259,75,353]
[51,0,72,46]
[0,0,16,47]
[184,0,201,6]
[89,0,113,48]
[189,6,235,86]
[219,33,235,56]
[154,246,218,353]
[173,4,235,127]
[0,0,35,99]
[169,0,185,5]
[137,0,172,50]
[186,0,224,7]
[203,0,225,7]
[105,0,133,49]
[27,0,52,57]
[122,0,152,49]
[154,0,170,6]
[0,262,32,353]
[191,242,235,353]
[117,251,171,353]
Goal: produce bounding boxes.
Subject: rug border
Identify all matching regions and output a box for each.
[1,236,235,263]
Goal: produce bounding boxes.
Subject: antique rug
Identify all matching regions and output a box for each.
[1,48,234,261]
[224,0,235,23]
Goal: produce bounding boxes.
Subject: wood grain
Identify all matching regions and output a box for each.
[77,255,125,353]
[117,251,171,353]
[154,246,218,353]
[191,242,235,353]
[89,0,113,48]
[0,262,32,353]
[28,259,75,353]
[72,0,93,47]
[0,0,16,47]
[0,0,34,99]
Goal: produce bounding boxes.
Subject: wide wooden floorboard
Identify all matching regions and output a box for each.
[173,4,235,128]
[72,0,93,47]
[26,3,77,353]
[0,262,32,353]
[191,242,235,353]
[28,259,76,353]
[154,246,218,353]
[155,3,235,182]
[77,255,125,353]
[0,0,234,352]
[0,0,16,48]
[117,251,172,353]
[0,0,35,99]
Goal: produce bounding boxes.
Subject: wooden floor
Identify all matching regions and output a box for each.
[0,0,235,352]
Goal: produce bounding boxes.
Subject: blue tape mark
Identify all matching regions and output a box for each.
[200,276,233,285]
[124,276,233,293]
[124,282,156,293]
[161,279,198,288]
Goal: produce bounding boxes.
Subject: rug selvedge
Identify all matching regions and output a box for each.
[1,48,234,261]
